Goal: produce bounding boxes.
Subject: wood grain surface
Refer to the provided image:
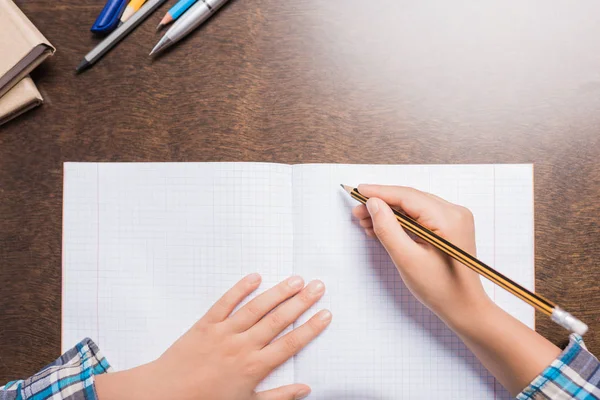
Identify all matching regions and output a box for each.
[1,0,600,383]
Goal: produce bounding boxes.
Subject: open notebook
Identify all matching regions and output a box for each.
[63,163,534,399]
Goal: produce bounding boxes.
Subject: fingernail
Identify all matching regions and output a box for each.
[288,276,304,289]
[307,280,325,296]
[246,273,261,284]
[295,388,311,399]
[366,198,379,215]
[319,309,332,322]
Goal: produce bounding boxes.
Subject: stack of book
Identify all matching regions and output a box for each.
[0,0,55,126]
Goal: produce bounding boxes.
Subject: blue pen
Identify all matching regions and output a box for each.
[91,0,129,34]
[156,0,197,30]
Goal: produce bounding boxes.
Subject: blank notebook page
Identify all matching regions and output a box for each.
[291,164,533,400]
[63,163,534,399]
[62,162,296,390]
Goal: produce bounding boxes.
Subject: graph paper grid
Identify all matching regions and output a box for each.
[63,162,295,390]
[291,164,533,399]
[63,163,534,398]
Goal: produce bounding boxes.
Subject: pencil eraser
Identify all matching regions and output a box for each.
[551,307,588,336]
[570,318,589,336]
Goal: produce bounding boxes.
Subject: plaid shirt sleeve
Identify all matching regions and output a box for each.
[518,334,600,400]
[1,335,598,400]
[0,338,111,400]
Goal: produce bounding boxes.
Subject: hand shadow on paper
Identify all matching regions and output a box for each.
[340,191,500,397]
[364,236,499,395]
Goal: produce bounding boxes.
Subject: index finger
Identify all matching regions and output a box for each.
[357,184,447,224]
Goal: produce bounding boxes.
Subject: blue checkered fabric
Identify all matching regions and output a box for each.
[518,334,600,400]
[0,338,110,400]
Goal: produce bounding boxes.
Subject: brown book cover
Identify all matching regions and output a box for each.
[0,0,55,98]
[0,76,43,126]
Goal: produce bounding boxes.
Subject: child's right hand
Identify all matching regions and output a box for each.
[353,184,563,396]
[352,184,493,327]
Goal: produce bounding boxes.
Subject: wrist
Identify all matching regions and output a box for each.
[95,362,162,400]
[440,294,499,336]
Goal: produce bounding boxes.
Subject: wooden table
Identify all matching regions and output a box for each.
[1,0,599,382]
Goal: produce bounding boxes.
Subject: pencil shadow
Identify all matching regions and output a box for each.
[363,238,496,394]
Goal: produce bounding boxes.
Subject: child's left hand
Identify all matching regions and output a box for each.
[95,274,330,400]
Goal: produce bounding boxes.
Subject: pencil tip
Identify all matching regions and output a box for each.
[340,184,353,193]
[75,59,90,73]
[120,6,133,25]
[157,14,172,31]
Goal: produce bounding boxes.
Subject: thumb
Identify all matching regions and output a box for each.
[254,384,311,400]
[366,197,420,263]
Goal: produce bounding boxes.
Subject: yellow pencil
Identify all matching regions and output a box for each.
[341,184,588,336]
[120,0,148,24]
